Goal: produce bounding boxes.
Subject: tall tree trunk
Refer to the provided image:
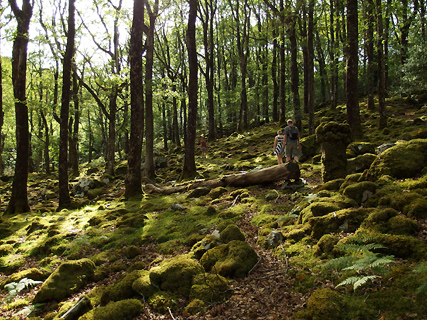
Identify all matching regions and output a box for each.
[125,0,145,199]
[0,11,4,176]
[329,0,338,110]
[272,24,279,122]
[58,0,75,209]
[365,0,375,111]
[69,70,79,177]
[307,0,315,135]
[6,0,32,214]
[346,0,361,138]
[376,0,386,129]
[181,0,198,180]
[289,17,302,131]
[144,0,159,180]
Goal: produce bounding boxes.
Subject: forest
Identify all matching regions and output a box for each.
[0,0,427,319]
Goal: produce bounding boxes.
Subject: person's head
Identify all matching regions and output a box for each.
[287,119,293,126]
[277,130,282,135]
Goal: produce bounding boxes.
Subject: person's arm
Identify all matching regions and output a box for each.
[273,136,278,149]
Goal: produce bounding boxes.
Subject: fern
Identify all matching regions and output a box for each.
[413,262,427,294]
[4,278,43,301]
[321,236,395,291]
[336,275,379,291]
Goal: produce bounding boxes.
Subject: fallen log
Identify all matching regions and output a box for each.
[143,162,300,195]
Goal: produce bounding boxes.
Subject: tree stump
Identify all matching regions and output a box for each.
[316,121,352,182]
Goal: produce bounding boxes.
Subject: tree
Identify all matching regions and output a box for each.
[124,0,145,199]
[0,0,4,175]
[58,0,75,209]
[6,0,33,214]
[376,0,386,129]
[144,0,159,180]
[346,0,361,138]
[181,0,198,180]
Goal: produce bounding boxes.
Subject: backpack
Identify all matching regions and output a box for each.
[288,126,299,140]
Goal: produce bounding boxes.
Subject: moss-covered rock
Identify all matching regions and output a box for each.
[132,270,158,299]
[208,187,228,199]
[309,208,370,240]
[200,240,258,278]
[341,181,377,204]
[347,142,376,156]
[315,178,345,192]
[367,139,427,179]
[0,267,50,290]
[361,208,420,236]
[149,255,204,297]
[299,134,321,162]
[79,299,143,320]
[184,298,208,315]
[219,224,245,243]
[33,259,96,303]
[187,187,211,198]
[190,235,221,260]
[403,197,427,219]
[347,153,377,174]
[100,270,144,305]
[124,245,142,259]
[189,273,230,303]
[314,234,340,258]
[148,291,179,313]
[294,288,345,320]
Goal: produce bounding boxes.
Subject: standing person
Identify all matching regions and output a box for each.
[273,130,285,164]
[283,119,300,162]
[200,138,207,158]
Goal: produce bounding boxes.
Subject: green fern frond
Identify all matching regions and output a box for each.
[322,256,358,271]
[4,278,43,301]
[336,275,378,291]
[415,282,427,294]
[368,256,394,269]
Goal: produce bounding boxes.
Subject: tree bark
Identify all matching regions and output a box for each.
[6,0,33,214]
[144,162,300,195]
[181,0,198,180]
[144,0,159,180]
[58,0,75,209]
[376,0,386,129]
[346,0,361,139]
[125,0,145,199]
[365,0,375,111]
[0,12,4,176]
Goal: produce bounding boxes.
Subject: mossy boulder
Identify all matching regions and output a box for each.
[347,142,376,156]
[220,224,245,243]
[100,270,144,305]
[367,139,427,180]
[298,197,356,224]
[309,208,370,240]
[190,235,221,260]
[347,153,377,174]
[79,299,143,320]
[294,288,345,320]
[200,240,258,278]
[316,122,352,182]
[0,267,50,290]
[314,234,340,258]
[33,259,96,303]
[184,298,208,315]
[356,229,427,259]
[187,187,211,198]
[189,273,230,303]
[315,178,345,192]
[132,270,158,299]
[403,197,427,219]
[341,181,377,204]
[361,208,420,235]
[149,255,204,297]
[148,291,179,313]
[208,187,228,199]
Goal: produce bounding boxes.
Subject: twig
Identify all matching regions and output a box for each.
[231,194,240,207]
[167,307,176,320]
[248,253,262,274]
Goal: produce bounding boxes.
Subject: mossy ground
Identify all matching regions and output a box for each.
[1,97,427,319]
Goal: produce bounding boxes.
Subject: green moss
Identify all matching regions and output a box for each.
[148,291,179,313]
[191,235,221,260]
[132,270,158,299]
[403,197,427,218]
[367,139,427,179]
[189,273,230,303]
[184,298,208,315]
[294,288,345,320]
[149,255,204,297]
[79,299,143,320]
[390,192,423,212]
[100,270,144,305]
[341,181,377,204]
[0,267,49,290]
[314,234,339,258]
[251,214,279,227]
[200,240,258,278]
[315,179,345,191]
[33,259,96,303]
[220,224,245,243]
